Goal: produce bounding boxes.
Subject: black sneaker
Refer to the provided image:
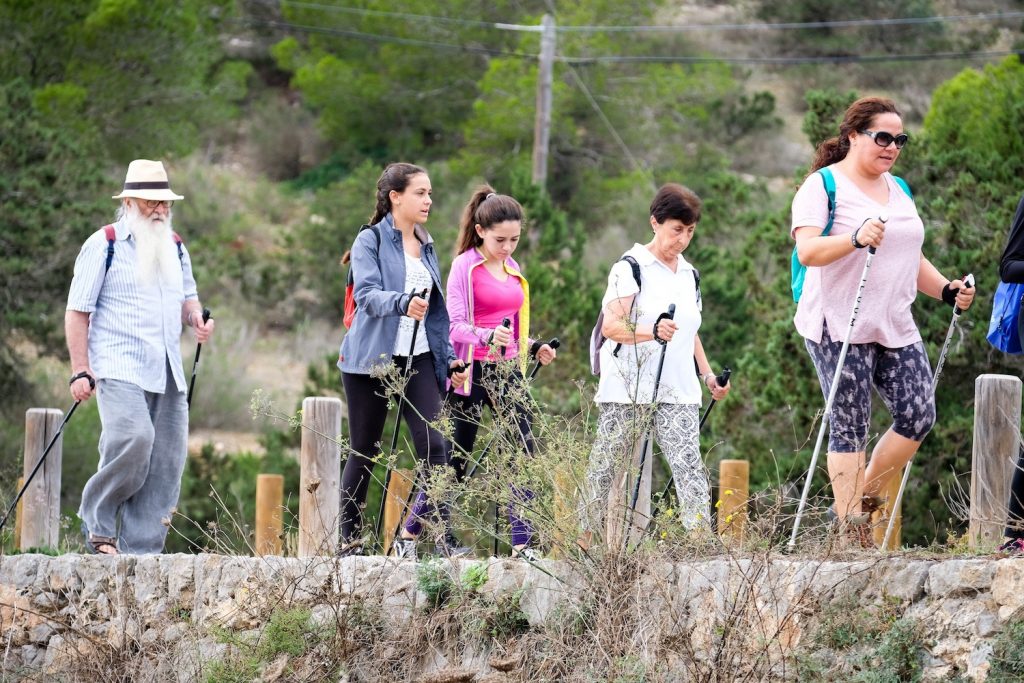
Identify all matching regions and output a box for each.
[433,533,472,558]
[392,538,417,560]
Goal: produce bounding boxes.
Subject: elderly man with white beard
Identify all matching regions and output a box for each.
[65,159,215,555]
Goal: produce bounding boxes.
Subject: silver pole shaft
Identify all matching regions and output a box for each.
[881,306,962,549]
[788,247,876,550]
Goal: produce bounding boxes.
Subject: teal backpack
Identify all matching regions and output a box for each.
[790,168,913,303]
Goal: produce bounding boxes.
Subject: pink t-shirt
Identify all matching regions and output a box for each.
[471,265,525,360]
[791,166,924,347]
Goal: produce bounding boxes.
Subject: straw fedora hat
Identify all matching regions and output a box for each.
[111,159,185,201]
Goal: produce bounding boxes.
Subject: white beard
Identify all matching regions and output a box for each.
[125,205,179,286]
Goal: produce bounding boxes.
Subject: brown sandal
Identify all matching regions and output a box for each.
[89,534,119,555]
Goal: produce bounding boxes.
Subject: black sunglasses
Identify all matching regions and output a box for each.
[859,129,909,149]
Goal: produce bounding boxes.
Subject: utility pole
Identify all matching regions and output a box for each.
[531,14,556,187]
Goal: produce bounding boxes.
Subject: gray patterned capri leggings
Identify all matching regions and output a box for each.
[804,323,935,453]
[580,402,708,531]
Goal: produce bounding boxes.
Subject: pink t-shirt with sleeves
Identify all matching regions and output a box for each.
[791,165,924,347]
[471,265,525,360]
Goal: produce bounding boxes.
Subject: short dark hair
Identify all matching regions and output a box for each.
[650,183,702,225]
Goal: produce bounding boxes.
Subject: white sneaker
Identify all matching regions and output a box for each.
[392,538,417,560]
[513,547,542,562]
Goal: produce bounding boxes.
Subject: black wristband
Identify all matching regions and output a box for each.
[941,283,959,307]
[851,229,867,249]
[69,371,95,389]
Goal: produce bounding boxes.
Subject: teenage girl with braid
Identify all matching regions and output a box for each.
[338,162,470,558]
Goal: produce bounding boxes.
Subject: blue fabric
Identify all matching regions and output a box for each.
[338,214,456,390]
[987,280,1024,354]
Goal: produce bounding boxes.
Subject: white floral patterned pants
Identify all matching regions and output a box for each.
[580,402,708,536]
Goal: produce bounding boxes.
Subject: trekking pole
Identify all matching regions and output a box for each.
[186,308,212,408]
[882,273,975,549]
[0,385,92,534]
[788,217,885,551]
[526,338,561,380]
[624,304,676,550]
[462,318,518,481]
[493,317,513,557]
[382,361,468,558]
[375,288,428,552]
[659,366,732,504]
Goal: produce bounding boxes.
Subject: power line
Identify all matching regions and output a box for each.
[278,0,525,31]
[275,2,1024,34]
[228,17,534,58]
[559,50,1021,66]
[231,16,1020,67]
[555,10,1024,33]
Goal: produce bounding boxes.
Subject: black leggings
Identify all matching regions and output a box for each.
[340,353,449,543]
[1007,447,1024,540]
[448,361,535,481]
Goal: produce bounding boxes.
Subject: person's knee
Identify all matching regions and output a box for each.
[896,399,936,441]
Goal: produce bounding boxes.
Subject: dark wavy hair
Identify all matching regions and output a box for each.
[369,162,428,225]
[455,184,524,255]
[810,97,902,173]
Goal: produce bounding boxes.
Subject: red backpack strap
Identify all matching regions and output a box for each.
[172,231,184,263]
[103,225,116,273]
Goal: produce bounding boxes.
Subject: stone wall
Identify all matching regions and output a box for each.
[1,553,1023,681]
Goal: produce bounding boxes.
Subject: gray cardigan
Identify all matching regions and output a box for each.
[337,213,456,390]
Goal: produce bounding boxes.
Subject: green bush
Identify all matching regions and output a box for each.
[989,620,1024,681]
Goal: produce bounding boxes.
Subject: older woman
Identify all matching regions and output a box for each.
[791,96,975,545]
[580,183,730,546]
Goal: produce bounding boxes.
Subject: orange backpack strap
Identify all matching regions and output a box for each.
[103,225,116,272]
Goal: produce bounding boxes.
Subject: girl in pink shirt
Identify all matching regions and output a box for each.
[446,186,557,559]
[792,96,975,546]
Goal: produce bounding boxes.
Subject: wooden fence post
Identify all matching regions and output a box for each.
[21,408,63,551]
[298,397,342,557]
[381,469,415,556]
[970,374,1021,550]
[717,459,748,539]
[873,474,901,550]
[255,474,284,556]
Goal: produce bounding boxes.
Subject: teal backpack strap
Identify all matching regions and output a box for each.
[818,168,837,236]
[892,175,913,201]
[791,168,837,303]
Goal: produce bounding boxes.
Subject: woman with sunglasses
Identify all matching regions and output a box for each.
[791,96,975,546]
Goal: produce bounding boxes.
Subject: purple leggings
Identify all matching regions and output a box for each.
[804,323,935,452]
[450,361,536,547]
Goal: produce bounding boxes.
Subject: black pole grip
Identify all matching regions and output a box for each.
[201,308,211,324]
[716,366,732,387]
[447,360,466,378]
[498,317,512,357]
